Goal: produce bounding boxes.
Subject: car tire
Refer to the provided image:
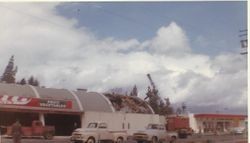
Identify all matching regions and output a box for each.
[43,132,53,140]
[169,136,176,143]
[151,136,158,143]
[116,137,123,143]
[87,137,95,143]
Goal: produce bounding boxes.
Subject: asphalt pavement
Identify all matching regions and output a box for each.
[0,134,248,143]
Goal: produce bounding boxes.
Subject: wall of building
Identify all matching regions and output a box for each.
[194,116,247,134]
[188,113,199,133]
[125,113,160,130]
[82,111,162,131]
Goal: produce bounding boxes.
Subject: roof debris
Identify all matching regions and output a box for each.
[104,93,153,114]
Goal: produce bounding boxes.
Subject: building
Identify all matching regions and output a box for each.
[191,114,247,133]
[0,83,153,135]
[1,83,247,136]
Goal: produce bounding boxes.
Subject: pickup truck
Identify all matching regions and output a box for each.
[6,120,55,139]
[70,122,127,143]
[132,124,177,143]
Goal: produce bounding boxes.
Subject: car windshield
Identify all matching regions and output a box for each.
[158,125,165,130]
[148,124,158,129]
[98,123,107,129]
[87,123,98,128]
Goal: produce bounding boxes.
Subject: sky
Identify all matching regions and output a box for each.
[0,2,247,114]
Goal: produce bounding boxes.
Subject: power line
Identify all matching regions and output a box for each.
[85,3,154,30]
[0,4,70,30]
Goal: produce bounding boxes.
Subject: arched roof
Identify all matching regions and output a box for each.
[74,91,115,112]
[0,83,113,113]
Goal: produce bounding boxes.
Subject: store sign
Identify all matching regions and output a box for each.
[39,99,69,108]
[0,95,32,105]
[0,95,72,109]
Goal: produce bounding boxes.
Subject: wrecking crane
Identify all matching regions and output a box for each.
[144,74,159,100]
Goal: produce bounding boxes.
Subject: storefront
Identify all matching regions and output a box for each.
[194,114,247,134]
[0,83,114,135]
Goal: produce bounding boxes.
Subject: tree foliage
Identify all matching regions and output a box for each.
[28,76,39,86]
[145,86,173,115]
[130,85,138,96]
[17,76,40,86]
[20,78,27,85]
[1,55,18,83]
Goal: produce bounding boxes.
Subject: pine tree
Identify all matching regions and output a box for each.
[145,86,161,114]
[158,98,173,115]
[145,86,173,115]
[1,55,18,83]
[27,76,40,86]
[33,79,39,86]
[130,85,138,96]
[20,78,27,85]
[28,76,34,85]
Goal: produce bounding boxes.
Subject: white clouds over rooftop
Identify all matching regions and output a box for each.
[0,3,247,114]
[150,22,191,55]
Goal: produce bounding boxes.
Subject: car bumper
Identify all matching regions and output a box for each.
[133,136,149,141]
[70,136,86,143]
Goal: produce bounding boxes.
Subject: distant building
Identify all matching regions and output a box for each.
[190,113,247,133]
[166,113,247,134]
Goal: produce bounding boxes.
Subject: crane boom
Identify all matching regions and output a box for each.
[147,73,156,90]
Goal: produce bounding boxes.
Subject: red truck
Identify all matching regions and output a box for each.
[166,115,193,138]
[6,120,55,139]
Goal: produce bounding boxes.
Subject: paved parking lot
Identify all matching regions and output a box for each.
[176,134,247,143]
[0,134,248,143]
[0,136,71,143]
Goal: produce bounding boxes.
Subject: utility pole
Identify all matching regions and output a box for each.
[239,29,248,55]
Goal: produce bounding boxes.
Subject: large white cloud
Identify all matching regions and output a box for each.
[149,22,191,56]
[0,3,247,114]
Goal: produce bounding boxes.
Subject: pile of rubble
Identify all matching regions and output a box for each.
[104,93,153,114]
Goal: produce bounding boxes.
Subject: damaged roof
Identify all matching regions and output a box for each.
[104,93,154,114]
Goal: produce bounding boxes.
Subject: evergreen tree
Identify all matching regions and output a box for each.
[33,79,39,86]
[20,78,27,85]
[159,98,173,115]
[145,86,173,115]
[28,76,34,85]
[146,86,161,114]
[28,76,39,86]
[1,55,18,83]
[130,85,138,96]
[182,102,187,114]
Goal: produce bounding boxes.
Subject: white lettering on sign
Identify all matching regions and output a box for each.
[0,95,31,105]
[39,99,67,108]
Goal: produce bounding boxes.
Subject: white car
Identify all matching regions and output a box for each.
[132,124,176,143]
[71,122,127,143]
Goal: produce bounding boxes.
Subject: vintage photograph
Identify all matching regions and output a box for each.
[0,2,247,143]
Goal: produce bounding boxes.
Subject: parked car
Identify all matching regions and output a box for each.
[70,122,127,143]
[6,120,55,139]
[132,123,176,143]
